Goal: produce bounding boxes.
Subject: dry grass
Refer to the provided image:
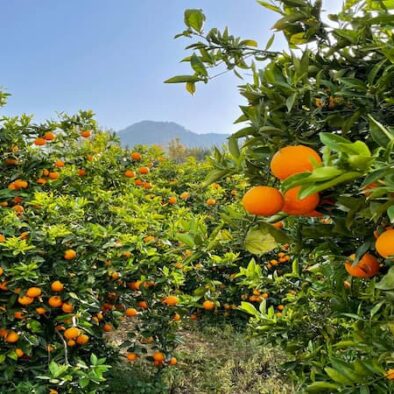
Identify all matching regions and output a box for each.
[107,321,294,394]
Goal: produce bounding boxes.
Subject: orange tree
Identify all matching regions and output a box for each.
[168,0,394,391]
[0,103,220,392]
[0,98,260,392]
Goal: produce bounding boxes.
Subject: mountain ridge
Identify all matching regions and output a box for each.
[117,120,229,148]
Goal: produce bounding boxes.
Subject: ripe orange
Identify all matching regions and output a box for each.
[131,152,142,161]
[128,281,142,291]
[5,331,19,343]
[135,179,144,186]
[44,131,56,141]
[124,170,135,178]
[67,340,76,347]
[48,296,63,308]
[127,352,139,361]
[34,137,46,146]
[54,160,65,168]
[14,311,24,319]
[19,231,29,240]
[169,357,177,366]
[180,192,190,200]
[36,307,47,315]
[168,196,177,205]
[143,235,155,243]
[14,179,28,189]
[139,167,150,175]
[206,198,216,206]
[37,178,47,185]
[172,312,181,321]
[15,348,24,358]
[13,205,24,214]
[48,172,60,180]
[385,369,394,380]
[202,300,215,311]
[137,300,148,309]
[64,327,81,340]
[103,323,113,332]
[4,158,18,166]
[51,280,64,292]
[345,253,380,278]
[375,229,394,258]
[163,296,179,306]
[282,187,320,215]
[125,308,138,317]
[96,312,104,321]
[242,186,284,216]
[18,296,34,306]
[26,287,42,298]
[143,181,152,189]
[62,302,74,313]
[153,351,165,362]
[0,329,8,338]
[0,235,5,243]
[270,145,322,180]
[0,267,3,276]
[76,334,89,345]
[78,168,86,176]
[64,249,77,260]
[80,130,91,138]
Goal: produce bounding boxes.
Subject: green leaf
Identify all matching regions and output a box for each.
[370,301,384,317]
[176,233,195,248]
[265,34,275,50]
[376,266,394,290]
[286,93,297,112]
[228,137,240,159]
[388,206,394,223]
[306,382,340,392]
[240,39,258,47]
[368,115,394,147]
[297,172,362,198]
[324,367,353,384]
[191,54,208,76]
[290,32,307,45]
[165,75,201,84]
[244,226,278,255]
[184,9,205,32]
[238,301,260,317]
[203,169,230,186]
[186,82,196,94]
[257,1,282,13]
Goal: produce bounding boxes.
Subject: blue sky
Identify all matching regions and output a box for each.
[0,0,343,134]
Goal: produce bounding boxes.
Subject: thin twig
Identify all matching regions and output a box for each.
[55,329,70,366]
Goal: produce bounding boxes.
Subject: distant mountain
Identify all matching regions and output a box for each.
[117,121,229,148]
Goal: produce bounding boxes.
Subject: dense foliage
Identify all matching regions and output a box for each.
[168,0,394,392]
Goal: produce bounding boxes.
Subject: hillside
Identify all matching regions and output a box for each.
[117,120,229,148]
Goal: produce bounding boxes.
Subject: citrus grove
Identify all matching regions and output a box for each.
[0,104,263,392]
[1,0,394,393]
[166,0,394,392]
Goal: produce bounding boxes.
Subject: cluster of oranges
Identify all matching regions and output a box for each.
[242,145,321,217]
[344,228,394,279]
[267,250,291,269]
[126,351,177,367]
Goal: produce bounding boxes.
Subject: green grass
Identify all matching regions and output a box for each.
[107,321,293,394]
